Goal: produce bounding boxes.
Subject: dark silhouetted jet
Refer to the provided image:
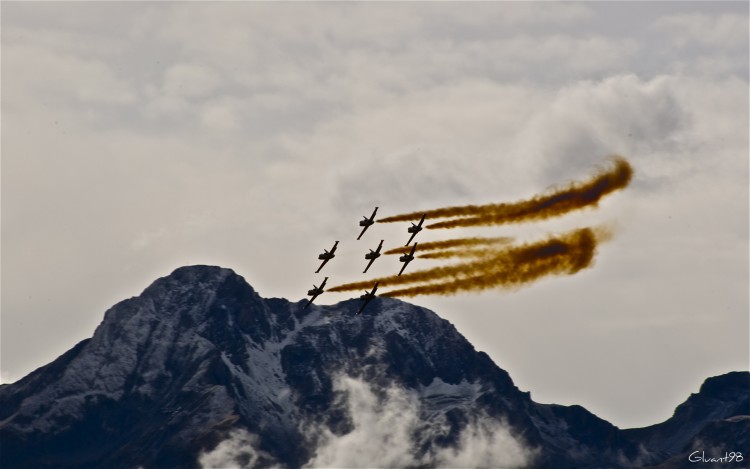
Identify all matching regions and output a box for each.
[357,207,379,240]
[363,240,384,273]
[405,214,426,246]
[398,242,417,276]
[357,281,379,315]
[304,277,328,309]
[315,241,339,273]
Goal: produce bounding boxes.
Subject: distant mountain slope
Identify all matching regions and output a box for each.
[630,372,750,469]
[1,266,747,468]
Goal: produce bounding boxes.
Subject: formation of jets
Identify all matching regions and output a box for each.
[304,209,427,315]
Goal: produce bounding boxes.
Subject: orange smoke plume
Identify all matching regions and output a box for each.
[418,249,494,260]
[377,156,632,228]
[381,228,596,297]
[384,236,513,256]
[328,228,600,294]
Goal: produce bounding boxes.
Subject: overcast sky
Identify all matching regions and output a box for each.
[2,2,747,429]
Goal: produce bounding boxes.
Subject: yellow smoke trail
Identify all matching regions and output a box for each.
[381,228,596,298]
[384,236,513,255]
[419,249,494,260]
[328,252,503,292]
[377,156,632,228]
[328,228,600,293]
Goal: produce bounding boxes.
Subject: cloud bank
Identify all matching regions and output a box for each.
[304,376,533,468]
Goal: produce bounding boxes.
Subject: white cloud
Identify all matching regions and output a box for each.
[162,63,221,99]
[652,13,748,49]
[200,99,241,133]
[155,3,594,65]
[2,23,127,58]
[137,3,618,104]
[3,43,135,108]
[431,417,532,468]
[303,377,422,468]
[281,73,709,217]
[198,429,265,469]
[435,2,593,29]
[513,74,689,183]
[303,376,533,468]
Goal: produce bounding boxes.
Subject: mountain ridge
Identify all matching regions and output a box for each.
[1,265,747,468]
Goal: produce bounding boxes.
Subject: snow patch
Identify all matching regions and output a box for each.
[420,377,484,414]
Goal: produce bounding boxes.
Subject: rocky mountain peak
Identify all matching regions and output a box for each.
[1,265,747,469]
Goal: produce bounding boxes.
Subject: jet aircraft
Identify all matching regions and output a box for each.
[315,241,339,273]
[357,281,379,315]
[357,207,379,240]
[303,277,328,309]
[405,214,426,246]
[363,240,384,273]
[398,242,417,276]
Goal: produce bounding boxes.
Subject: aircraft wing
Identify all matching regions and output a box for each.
[357,296,373,315]
[363,257,377,273]
[357,225,370,240]
[357,282,379,314]
[315,258,330,273]
[406,231,418,246]
[400,248,415,275]
[303,296,316,309]
[405,231,418,246]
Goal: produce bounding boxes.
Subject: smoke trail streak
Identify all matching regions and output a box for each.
[328,255,501,292]
[419,225,610,261]
[377,156,632,227]
[384,237,513,256]
[419,249,494,260]
[328,228,598,293]
[381,229,596,298]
